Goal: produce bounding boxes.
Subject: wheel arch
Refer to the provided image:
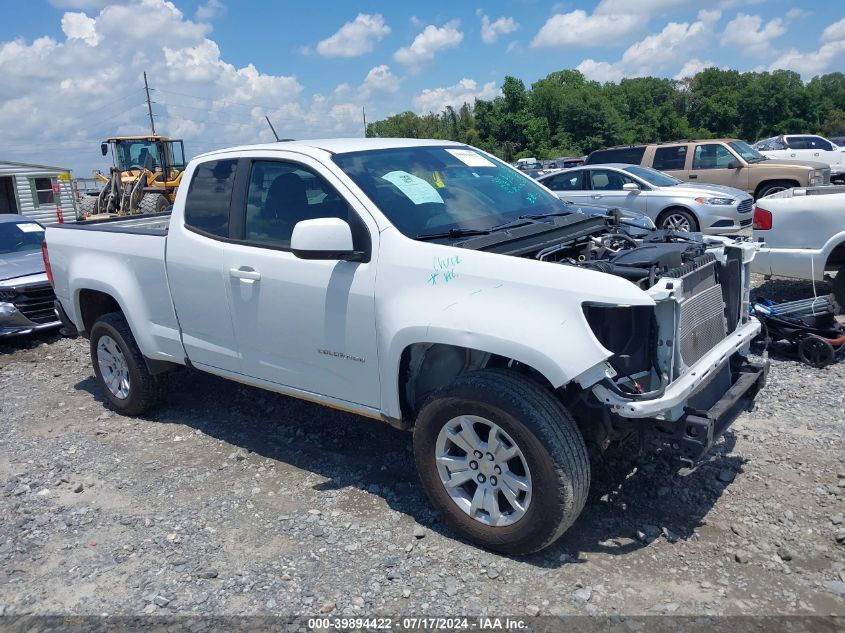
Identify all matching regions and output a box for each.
[656,205,699,230]
[754,179,799,199]
[396,341,560,425]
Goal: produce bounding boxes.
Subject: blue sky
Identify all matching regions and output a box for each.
[0,0,843,175]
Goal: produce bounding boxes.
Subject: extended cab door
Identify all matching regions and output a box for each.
[221,155,381,408]
[687,142,749,191]
[165,158,243,372]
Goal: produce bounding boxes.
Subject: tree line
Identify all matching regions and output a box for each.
[366,68,845,161]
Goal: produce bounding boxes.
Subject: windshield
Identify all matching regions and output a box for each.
[622,165,682,187]
[729,140,767,163]
[0,221,44,255]
[115,140,162,171]
[332,146,568,237]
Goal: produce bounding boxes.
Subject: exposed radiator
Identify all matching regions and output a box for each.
[678,283,728,368]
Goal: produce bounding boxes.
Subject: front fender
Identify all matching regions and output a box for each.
[375,229,654,419]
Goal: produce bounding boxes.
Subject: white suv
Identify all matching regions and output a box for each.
[755,135,845,183]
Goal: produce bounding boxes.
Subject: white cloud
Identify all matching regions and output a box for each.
[316,13,390,58]
[0,0,374,175]
[531,10,645,48]
[765,15,845,77]
[721,13,787,56]
[360,64,400,98]
[478,12,519,44]
[785,8,811,20]
[394,22,463,69]
[821,17,845,43]
[577,10,721,81]
[674,58,715,80]
[413,78,499,114]
[61,12,100,46]
[195,0,226,21]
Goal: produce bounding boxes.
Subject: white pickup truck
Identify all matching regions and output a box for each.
[44,139,767,554]
[752,185,845,305]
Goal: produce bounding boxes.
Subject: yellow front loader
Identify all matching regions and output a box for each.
[80,135,186,218]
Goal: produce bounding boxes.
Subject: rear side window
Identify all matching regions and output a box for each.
[544,171,583,191]
[184,159,237,238]
[652,146,687,171]
[585,147,645,165]
[692,144,735,169]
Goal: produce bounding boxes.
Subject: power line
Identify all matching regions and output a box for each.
[155,87,284,113]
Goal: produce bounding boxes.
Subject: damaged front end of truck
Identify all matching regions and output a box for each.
[576,235,768,472]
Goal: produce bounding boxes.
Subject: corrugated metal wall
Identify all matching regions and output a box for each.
[0,163,78,225]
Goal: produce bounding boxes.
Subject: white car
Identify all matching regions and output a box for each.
[538,164,753,234]
[754,135,845,183]
[45,138,766,554]
[752,185,845,305]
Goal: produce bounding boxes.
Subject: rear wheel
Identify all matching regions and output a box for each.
[658,208,699,232]
[89,312,163,416]
[137,192,171,215]
[756,180,794,199]
[413,369,590,555]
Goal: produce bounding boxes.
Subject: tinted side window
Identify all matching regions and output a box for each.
[692,144,735,169]
[545,171,583,191]
[184,159,237,238]
[586,146,645,165]
[808,136,833,151]
[587,169,636,190]
[786,137,809,150]
[245,160,360,249]
[652,146,687,171]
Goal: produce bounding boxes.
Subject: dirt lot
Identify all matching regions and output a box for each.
[1,276,844,618]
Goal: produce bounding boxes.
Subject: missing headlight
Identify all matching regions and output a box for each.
[583,304,655,378]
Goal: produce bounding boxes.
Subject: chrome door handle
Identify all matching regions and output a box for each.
[229,267,261,281]
[591,194,602,199]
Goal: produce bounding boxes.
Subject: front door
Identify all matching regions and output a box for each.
[687,143,749,191]
[584,168,648,213]
[222,157,381,408]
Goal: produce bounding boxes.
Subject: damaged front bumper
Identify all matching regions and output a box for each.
[591,317,761,419]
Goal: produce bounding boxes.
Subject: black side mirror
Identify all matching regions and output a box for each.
[100,143,108,156]
[727,160,741,169]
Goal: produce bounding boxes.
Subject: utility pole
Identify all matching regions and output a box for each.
[362,106,367,137]
[143,71,156,135]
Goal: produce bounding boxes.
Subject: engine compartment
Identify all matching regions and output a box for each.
[462,211,713,289]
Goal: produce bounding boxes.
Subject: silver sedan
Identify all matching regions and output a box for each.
[538,164,753,234]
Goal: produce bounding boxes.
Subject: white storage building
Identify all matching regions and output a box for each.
[0,160,78,225]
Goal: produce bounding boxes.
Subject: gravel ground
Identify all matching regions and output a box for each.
[0,275,843,618]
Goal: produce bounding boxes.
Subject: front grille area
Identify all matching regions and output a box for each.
[678,284,728,367]
[10,282,57,324]
[822,169,831,186]
[738,198,752,214]
[740,218,753,227]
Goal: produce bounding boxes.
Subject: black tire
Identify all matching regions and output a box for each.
[137,192,170,215]
[413,369,590,555]
[756,180,795,199]
[89,311,163,416]
[78,195,97,217]
[833,265,845,310]
[658,207,699,232]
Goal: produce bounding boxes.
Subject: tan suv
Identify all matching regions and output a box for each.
[585,139,830,199]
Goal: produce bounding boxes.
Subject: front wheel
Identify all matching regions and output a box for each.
[756,180,794,199]
[658,208,699,232]
[89,312,163,416]
[413,370,590,555]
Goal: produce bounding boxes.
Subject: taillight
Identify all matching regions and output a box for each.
[42,240,54,287]
[753,206,772,230]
